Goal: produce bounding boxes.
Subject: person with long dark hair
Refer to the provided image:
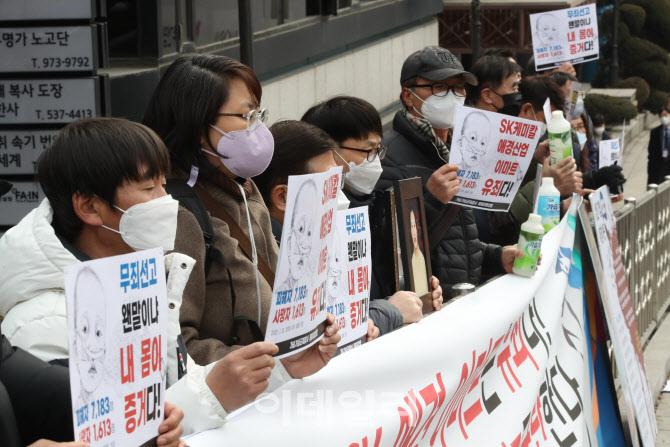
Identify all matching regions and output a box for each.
[143,55,341,411]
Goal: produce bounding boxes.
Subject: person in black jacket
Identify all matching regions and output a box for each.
[377,46,524,299]
[647,107,670,185]
[301,96,444,315]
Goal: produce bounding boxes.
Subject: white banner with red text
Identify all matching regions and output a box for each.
[185,201,601,446]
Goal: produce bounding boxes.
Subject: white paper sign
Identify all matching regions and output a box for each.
[65,248,168,447]
[449,107,542,211]
[0,78,100,124]
[0,129,59,174]
[0,26,98,73]
[530,5,599,71]
[328,207,371,355]
[266,166,342,358]
[543,97,552,124]
[599,139,620,169]
[590,188,657,447]
[0,181,44,225]
[567,81,582,120]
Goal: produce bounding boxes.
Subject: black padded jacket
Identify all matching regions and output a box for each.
[377,111,504,299]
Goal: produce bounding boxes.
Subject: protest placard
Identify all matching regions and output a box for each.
[328,207,371,355]
[567,81,582,120]
[599,138,621,169]
[65,247,167,447]
[530,5,599,71]
[449,106,542,211]
[590,187,657,447]
[266,166,342,358]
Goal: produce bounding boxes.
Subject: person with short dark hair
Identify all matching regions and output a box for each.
[466,55,521,112]
[378,46,524,299]
[0,118,219,442]
[255,120,393,337]
[301,97,444,326]
[647,106,670,184]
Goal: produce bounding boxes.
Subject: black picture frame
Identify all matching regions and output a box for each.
[393,177,433,314]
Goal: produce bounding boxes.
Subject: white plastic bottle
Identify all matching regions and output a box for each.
[547,110,572,165]
[536,177,560,232]
[513,214,545,277]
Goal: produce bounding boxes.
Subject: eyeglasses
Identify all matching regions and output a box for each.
[573,123,586,132]
[217,108,269,130]
[338,144,387,162]
[409,82,467,98]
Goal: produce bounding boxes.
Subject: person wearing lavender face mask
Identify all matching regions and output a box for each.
[143,56,341,388]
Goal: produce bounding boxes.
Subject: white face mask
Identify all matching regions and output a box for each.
[334,150,383,196]
[102,195,179,252]
[576,131,587,148]
[411,90,464,129]
[594,126,605,136]
[531,106,547,136]
[336,187,350,211]
[662,116,670,127]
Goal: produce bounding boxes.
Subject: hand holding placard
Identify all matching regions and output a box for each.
[427,164,461,204]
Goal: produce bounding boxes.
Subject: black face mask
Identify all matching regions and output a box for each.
[495,92,524,117]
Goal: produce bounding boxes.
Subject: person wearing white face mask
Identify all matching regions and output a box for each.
[376,46,527,300]
[301,97,444,327]
[647,106,670,185]
[0,118,255,442]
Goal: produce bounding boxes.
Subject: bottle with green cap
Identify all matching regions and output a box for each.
[547,110,572,165]
[513,213,545,277]
[536,177,560,232]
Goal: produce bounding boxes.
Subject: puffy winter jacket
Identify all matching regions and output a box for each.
[377,111,504,299]
[0,200,289,435]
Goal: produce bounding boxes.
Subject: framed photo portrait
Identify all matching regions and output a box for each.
[393,177,433,313]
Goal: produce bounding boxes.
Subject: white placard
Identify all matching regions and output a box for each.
[0,26,97,73]
[567,81,582,120]
[328,207,370,355]
[590,187,657,447]
[266,166,342,358]
[0,0,94,20]
[449,106,542,211]
[0,180,44,225]
[0,78,100,124]
[543,97,552,124]
[0,129,59,175]
[530,5,599,71]
[65,248,168,446]
[599,138,620,169]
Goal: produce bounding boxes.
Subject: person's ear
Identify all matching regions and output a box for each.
[481,88,495,106]
[401,87,415,109]
[519,103,534,120]
[270,184,287,214]
[72,192,106,227]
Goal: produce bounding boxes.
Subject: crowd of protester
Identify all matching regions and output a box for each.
[0,43,634,446]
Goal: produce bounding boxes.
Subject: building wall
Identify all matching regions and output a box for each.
[261,19,438,125]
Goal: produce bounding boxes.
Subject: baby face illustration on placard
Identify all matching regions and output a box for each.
[458,111,492,172]
[282,179,318,291]
[73,268,107,402]
[536,14,560,47]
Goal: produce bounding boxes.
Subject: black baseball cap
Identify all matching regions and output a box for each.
[401,46,478,86]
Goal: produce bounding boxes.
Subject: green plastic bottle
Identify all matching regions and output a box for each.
[548,110,572,165]
[513,213,545,277]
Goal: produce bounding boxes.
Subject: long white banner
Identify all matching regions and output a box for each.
[186,202,599,446]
